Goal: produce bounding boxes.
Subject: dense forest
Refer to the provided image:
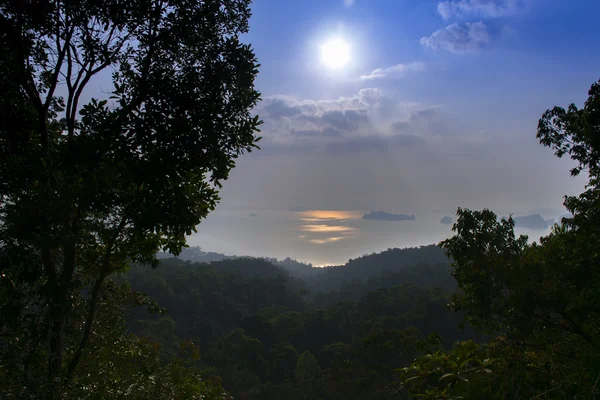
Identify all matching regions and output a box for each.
[1,0,600,398]
[122,246,483,399]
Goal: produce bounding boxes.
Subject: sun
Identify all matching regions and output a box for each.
[320,37,351,69]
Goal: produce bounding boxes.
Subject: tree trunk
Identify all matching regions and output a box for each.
[47,296,66,399]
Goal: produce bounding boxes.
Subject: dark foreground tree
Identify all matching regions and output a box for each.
[400,79,600,398]
[0,0,261,397]
[2,279,233,399]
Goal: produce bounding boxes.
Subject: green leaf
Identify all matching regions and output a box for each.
[439,373,455,381]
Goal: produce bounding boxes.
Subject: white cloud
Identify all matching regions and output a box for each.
[218,120,579,218]
[254,89,461,156]
[344,0,355,6]
[437,0,523,20]
[359,62,426,80]
[256,89,383,151]
[259,88,384,124]
[420,21,489,54]
[217,87,583,222]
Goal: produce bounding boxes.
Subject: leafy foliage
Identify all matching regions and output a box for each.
[537,80,600,177]
[0,0,260,396]
[120,255,478,400]
[405,79,600,399]
[0,280,230,399]
[399,337,555,400]
[305,245,451,294]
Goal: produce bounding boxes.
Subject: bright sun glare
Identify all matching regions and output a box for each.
[320,38,351,69]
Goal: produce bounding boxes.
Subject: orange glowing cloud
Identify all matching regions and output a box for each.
[309,236,347,244]
[300,224,355,233]
[297,210,361,220]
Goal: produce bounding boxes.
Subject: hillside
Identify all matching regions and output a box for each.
[123,245,478,400]
[303,245,453,293]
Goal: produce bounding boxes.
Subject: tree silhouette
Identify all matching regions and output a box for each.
[0,0,260,396]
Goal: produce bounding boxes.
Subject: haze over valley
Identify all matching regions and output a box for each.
[188,207,570,266]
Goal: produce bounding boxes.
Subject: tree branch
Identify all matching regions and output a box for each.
[67,59,110,137]
[43,4,73,113]
[63,266,107,385]
[42,249,57,286]
[65,26,131,140]
[8,12,47,148]
[558,310,596,349]
[126,1,162,111]
[64,214,129,386]
[65,36,75,136]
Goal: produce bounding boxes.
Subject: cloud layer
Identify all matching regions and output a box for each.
[254,88,458,156]
[420,21,489,53]
[359,62,425,80]
[438,0,523,20]
[214,85,585,232]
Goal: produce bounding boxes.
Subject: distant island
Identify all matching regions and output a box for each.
[249,213,258,217]
[362,211,416,221]
[440,216,453,225]
[506,213,550,230]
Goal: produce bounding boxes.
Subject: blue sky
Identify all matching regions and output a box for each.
[213,0,598,214]
[248,0,600,100]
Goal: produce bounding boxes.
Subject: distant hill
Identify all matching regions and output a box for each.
[264,257,317,278]
[303,245,453,295]
[207,258,291,280]
[148,244,456,318]
[156,246,237,263]
[362,211,416,221]
[124,243,479,400]
[440,216,452,224]
[157,247,316,277]
[123,257,308,346]
[508,214,550,230]
[159,245,453,295]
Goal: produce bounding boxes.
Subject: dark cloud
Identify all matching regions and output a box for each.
[254,90,462,157]
[262,98,301,118]
[321,109,368,132]
[323,127,344,137]
[295,109,368,133]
